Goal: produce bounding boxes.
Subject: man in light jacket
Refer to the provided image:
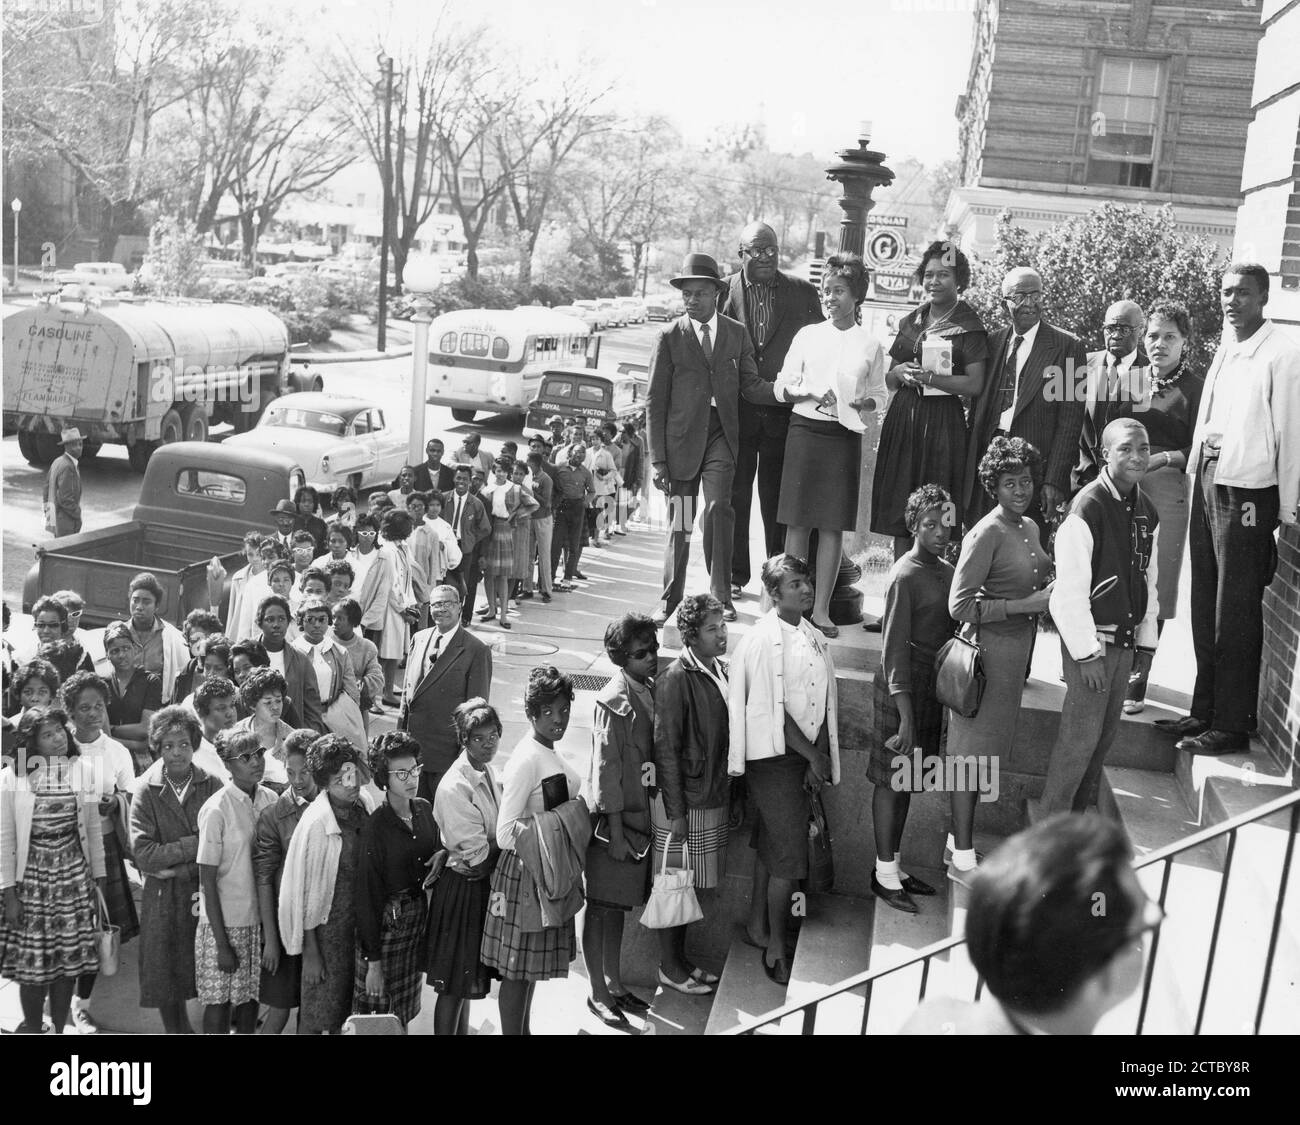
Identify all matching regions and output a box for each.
[44,426,84,538]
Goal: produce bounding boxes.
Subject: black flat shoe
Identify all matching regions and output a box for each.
[1177,729,1249,756]
[871,872,919,914]
[609,990,650,1014]
[862,618,882,632]
[586,997,630,1028]
[761,949,791,986]
[900,873,936,896]
[1154,715,1209,737]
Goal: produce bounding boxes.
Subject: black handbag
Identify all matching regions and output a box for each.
[934,602,985,718]
[806,791,834,894]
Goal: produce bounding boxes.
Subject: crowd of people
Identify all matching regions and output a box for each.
[1,219,1296,1035]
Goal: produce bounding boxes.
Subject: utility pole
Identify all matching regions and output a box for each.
[377,53,395,353]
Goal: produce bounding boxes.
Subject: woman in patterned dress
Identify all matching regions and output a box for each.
[0,706,106,1035]
[478,457,538,630]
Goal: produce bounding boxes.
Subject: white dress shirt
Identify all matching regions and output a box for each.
[997,319,1042,433]
[688,313,720,408]
[778,616,828,744]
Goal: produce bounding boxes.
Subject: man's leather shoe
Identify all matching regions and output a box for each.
[1177,729,1250,756]
[730,584,743,599]
[871,873,918,914]
[1154,715,1209,737]
[722,604,738,622]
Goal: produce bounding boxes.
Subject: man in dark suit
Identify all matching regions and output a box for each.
[401,584,493,802]
[647,253,814,625]
[965,267,1088,535]
[442,466,493,626]
[719,222,824,595]
[398,437,456,495]
[43,426,83,538]
[1071,300,1149,494]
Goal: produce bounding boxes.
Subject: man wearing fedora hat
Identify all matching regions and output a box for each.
[269,499,298,552]
[44,426,84,537]
[647,252,816,624]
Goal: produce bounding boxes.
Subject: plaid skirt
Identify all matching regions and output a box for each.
[0,815,99,985]
[479,850,576,982]
[427,867,498,999]
[195,921,261,1006]
[866,657,946,787]
[351,889,428,1024]
[100,828,140,944]
[483,517,520,578]
[649,794,728,890]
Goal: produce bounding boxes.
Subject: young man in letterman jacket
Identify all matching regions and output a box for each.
[1036,419,1159,816]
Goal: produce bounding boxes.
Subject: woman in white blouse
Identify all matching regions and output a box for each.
[773,254,886,638]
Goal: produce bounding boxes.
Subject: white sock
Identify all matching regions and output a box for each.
[891,852,911,881]
[951,847,978,872]
[875,857,903,891]
[945,833,956,857]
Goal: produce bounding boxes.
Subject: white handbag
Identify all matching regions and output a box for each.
[639,841,704,930]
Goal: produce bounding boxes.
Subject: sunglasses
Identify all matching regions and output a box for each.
[222,747,267,766]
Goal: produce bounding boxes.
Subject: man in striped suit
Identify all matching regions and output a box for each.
[964,267,1089,539]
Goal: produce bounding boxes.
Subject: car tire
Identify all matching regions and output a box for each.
[159,408,184,447]
[451,408,476,423]
[180,403,209,444]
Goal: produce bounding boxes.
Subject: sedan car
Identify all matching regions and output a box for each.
[573,300,610,330]
[552,304,601,332]
[223,391,409,499]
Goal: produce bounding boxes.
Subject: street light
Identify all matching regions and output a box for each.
[11,198,21,288]
[402,257,442,463]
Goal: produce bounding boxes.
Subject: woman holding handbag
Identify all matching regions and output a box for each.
[0,706,106,1035]
[130,706,224,1034]
[582,614,658,1028]
[944,437,1053,885]
[428,700,503,1035]
[866,486,956,914]
[650,594,731,996]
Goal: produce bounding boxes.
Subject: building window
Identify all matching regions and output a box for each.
[460,176,481,196]
[1087,56,1162,188]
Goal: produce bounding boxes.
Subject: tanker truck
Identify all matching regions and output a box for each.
[2,300,323,471]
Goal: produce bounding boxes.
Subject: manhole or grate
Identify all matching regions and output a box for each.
[490,639,560,657]
[569,673,612,691]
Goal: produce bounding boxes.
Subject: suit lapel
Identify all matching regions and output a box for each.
[681,315,712,373]
[412,629,465,703]
[766,273,789,343]
[1010,323,1054,427]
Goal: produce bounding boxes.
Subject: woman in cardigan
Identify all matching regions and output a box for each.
[1125,301,1204,713]
[0,706,106,1035]
[728,554,840,987]
[353,731,437,1029]
[871,242,989,560]
[866,486,955,914]
[103,621,163,768]
[428,700,502,1035]
[651,593,731,995]
[583,614,658,1028]
[772,254,887,638]
[480,666,584,1036]
[278,734,370,1034]
[129,706,224,1033]
[478,456,538,630]
[374,509,418,705]
[945,437,1053,885]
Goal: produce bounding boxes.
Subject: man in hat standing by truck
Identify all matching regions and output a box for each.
[646,252,817,625]
[44,427,84,538]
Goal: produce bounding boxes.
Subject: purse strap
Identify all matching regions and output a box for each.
[660,838,691,876]
[94,885,111,928]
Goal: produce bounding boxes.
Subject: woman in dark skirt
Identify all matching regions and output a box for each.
[871,242,989,559]
[428,700,503,1035]
[103,622,163,770]
[773,254,886,638]
[582,614,657,1028]
[353,731,437,1029]
[278,735,369,1034]
[478,456,538,629]
[129,706,224,1033]
[866,486,956,915]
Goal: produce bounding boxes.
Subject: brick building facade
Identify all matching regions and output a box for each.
[946,0,1262,254]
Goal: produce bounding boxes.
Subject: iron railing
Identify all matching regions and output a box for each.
[726,786,1300,1035]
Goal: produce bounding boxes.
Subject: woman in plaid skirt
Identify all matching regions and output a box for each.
[477,457,538,630]
[353,732,437,1028]
[0,707,106,1035]
[480,667,584,1035]
[866,485,956,915]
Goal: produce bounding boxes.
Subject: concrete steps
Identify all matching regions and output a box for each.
[781,893,875,1034]
[704,934,793,1035]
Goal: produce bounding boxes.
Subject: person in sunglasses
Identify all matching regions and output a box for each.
[195,728,277,1034]
[902,812,1163,1035]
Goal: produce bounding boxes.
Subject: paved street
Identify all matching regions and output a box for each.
[1,318,662,611]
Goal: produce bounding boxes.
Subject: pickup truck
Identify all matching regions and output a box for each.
[22,441,307,628]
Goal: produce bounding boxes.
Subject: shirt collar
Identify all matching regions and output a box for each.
[1105,347,1138,371]
[689,312,718,340]
[433,621,460,647]
[1226,319,1275,359]
[1013,319,1041,350]
[742,271,777,294]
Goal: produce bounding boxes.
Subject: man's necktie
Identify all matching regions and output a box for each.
[700,323,714,368]
[453,496,464,538]
[998,335,1025,415]
[427,634,442,674]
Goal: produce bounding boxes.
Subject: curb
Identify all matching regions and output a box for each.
[293,346,414,364]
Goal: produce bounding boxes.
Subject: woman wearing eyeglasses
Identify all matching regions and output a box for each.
[278,735,370,1034]
[26,596,94,683]
[871,242,989,562]
[353,731,437,1030]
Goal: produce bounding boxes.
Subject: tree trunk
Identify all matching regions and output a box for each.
[517,233,533,289]
[96,199,137,262]
[464,235,479,281]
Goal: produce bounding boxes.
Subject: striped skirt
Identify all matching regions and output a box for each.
[0,816,99,985]
[649,794,729,891]
[483,517,519,578]
[479,850,576,982]
[351,889,428,1025]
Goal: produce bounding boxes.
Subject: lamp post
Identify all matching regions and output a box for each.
[403,258,441,463]
[820,121,895,625]
[11,198,21,288]
[376,53,395,354]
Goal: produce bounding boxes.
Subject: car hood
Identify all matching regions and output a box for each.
[224,429,346,460]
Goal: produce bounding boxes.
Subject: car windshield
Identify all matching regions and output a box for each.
[260,406,348,435]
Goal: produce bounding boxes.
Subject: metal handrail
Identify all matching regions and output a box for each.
[726,785,1300,1035]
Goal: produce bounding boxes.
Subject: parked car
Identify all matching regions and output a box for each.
[615,297,647,324]
[573,299,610,330]
[53,262,132,298]
[644,295,677,321]
[596,299,627,327]
[552,304,601,332]
[222,391,409,501]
